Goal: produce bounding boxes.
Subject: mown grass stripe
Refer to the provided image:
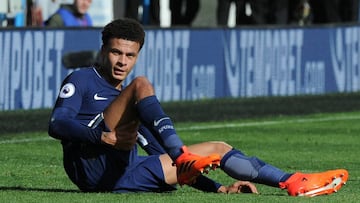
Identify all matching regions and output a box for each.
[2,113,360,144]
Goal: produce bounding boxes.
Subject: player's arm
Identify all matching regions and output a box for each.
[48,106,103,144]
[48,72,103,144]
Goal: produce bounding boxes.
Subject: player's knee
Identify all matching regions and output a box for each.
[133,76,151,86]
[209,141,232,156]
[131,76,154,95]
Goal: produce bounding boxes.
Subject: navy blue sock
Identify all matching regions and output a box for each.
[136,95,183,160]
[137,124,166,155]
[220,149,292,187]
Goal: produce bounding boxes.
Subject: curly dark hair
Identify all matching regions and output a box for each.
[101,18,145,50]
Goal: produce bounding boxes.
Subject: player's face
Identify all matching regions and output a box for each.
[101,38,140,88]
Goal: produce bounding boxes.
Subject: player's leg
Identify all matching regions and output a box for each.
[103,76,220,185]
[159,154,178,185]
[103,76,184,158]
[102,77,151,129]
[104,76,183,157]
[137,124,167,155]
[187,141,233,157]
[111,153,223,193]
[187,141,348,197]
[187,141,291,186]
[133,80,221,183]
[138,126,223,192]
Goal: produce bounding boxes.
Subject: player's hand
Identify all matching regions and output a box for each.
[101,131,118,147]
[101,120,139,150]
[218,181,259,194]
[114,120,139,150]
[227,181,258,194]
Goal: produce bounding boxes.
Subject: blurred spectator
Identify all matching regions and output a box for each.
[27,0,43,26]
[251,0,289,25]
[0,0,8,27]
[340,0,359,22]
[216,0,290,26]
[124,0,139,21]
[217,0,359,27]
[216,0,251,26]
[170,0,200,26]
[0,0,26,27]
[44,0,92,27]
[309,0,359,24]
[124,0,160,26]
[308,0,339,24]
[289,0,312,26]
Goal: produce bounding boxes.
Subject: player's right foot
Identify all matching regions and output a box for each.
[279,169,348,197]
[174,146,221,186]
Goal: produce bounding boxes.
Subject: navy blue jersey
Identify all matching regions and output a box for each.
[49,67,143,191]
[49,67,121,142]
[56,67,117,126]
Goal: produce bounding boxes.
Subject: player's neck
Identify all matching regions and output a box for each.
[96,65,123,90]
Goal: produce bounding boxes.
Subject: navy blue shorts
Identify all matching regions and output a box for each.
[110,155,176,193]
[63,123,176,193]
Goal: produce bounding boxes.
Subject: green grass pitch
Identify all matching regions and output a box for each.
[0,111,359,202]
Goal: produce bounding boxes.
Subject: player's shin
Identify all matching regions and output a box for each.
[136,95,183,160]
[220,149,292,187]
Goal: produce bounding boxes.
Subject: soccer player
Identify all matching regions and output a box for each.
[48,18,348,196]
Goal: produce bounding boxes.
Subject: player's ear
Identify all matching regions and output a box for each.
[99,45,107,57]
[100,44,106,53]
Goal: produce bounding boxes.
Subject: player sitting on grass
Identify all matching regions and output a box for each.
[48,18,348,196]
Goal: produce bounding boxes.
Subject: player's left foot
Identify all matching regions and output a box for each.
[174,146,221,186]
[279,169,349,197]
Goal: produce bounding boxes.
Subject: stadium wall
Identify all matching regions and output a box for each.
[1,24,360,111]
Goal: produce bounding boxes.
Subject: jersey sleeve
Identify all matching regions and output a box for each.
[48,71,103,144]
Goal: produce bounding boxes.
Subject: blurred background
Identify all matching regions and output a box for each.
[0,0,359,28]
[2,0,360,113]
[2,0,360,130]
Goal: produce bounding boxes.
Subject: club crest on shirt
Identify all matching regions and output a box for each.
[59,83,75,98]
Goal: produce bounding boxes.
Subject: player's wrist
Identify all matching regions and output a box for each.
[217,185,227,193]
[101,131,116,146]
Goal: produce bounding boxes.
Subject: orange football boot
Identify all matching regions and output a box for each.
[279,169,348,197]
[174,146,221,185]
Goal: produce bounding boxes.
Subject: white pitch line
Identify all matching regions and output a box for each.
[1,114,360,144]
[175,114,360,131]
[0,137,53,144]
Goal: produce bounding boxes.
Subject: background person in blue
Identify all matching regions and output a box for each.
[48,18,348,196]
[44,0,92,27]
